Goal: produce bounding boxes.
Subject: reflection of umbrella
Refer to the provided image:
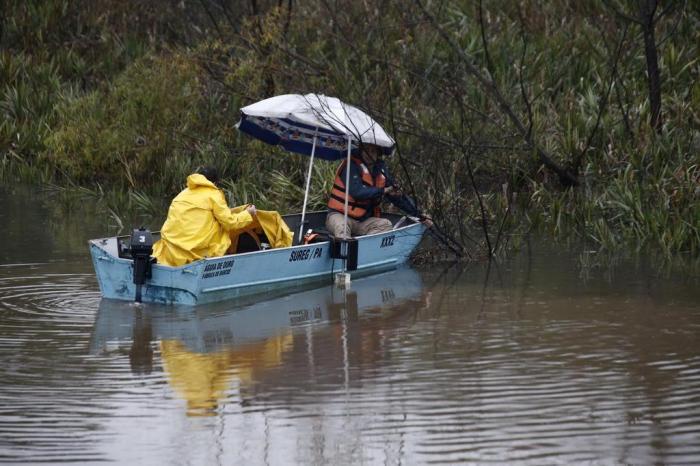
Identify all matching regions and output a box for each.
[236,93,395,245]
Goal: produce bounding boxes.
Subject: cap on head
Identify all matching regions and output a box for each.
[197,165,219,184]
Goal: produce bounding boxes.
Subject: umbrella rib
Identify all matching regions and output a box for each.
[304,94,386,149]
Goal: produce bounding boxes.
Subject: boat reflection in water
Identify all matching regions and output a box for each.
[90,267,429,416]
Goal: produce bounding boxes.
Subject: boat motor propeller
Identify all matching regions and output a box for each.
[130,228,155,303]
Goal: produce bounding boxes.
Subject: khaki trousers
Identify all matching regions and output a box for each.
[325,211,392,238]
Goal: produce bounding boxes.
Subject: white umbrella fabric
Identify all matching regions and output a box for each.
[236,93,394,160]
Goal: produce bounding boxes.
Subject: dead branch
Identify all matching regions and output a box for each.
[571,23,628,173]
[414,0,579,187]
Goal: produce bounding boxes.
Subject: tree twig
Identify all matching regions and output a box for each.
[414,0,579,187]
[571,23,628,173]
[516,3,533,141]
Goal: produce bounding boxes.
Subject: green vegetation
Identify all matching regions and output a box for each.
[1,0,698,261]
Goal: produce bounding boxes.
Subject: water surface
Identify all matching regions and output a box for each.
[1,186,699,464]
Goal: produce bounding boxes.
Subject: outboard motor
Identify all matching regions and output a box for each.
[130,228,154,303]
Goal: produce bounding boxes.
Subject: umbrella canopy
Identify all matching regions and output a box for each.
[236,93,395,160]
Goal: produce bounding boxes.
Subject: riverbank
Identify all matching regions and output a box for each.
[2,1,698,259]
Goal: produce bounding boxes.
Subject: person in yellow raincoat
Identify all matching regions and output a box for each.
[153,167,257,267]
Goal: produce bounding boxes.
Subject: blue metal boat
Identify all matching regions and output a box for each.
[90,94,431,305]
[89,211,426,305]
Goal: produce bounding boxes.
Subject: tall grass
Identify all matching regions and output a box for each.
[1,0,698,261]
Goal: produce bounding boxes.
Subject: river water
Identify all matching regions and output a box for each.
[1,185,699,465]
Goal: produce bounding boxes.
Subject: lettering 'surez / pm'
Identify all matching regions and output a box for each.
[289,247,323,262]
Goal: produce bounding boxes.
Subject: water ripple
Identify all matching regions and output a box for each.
[1,251,700,464]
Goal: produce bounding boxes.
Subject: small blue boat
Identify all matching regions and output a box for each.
[89,211,426,305]
[90,94,430,305]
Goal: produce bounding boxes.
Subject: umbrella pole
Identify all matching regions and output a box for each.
[298,132,317,243]
[335,137,353,287]
[343,137,351,240]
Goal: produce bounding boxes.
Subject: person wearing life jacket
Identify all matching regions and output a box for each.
[325,144,427,238]
[153,166,258,266]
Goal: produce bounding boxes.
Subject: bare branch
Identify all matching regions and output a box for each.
[601,0,643,25]
[614,79,634,139]
[657,0,686,46]
[477,0,495,79]
[197,0,224,40]
[572,23,629,173]
[516,3,533,141]
[463,146,493,256]
[214,0,240,34]
[492,199,510,254]
[283,0,293,37]
[414,0,579,186]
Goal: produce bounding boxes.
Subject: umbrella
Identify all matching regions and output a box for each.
[235,93,395,245]
[236,93,394,160]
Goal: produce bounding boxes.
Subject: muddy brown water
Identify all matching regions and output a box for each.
[1,185,699,464]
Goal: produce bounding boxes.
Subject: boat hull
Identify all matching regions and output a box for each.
[90,215,426,305]
[90,267,425,353]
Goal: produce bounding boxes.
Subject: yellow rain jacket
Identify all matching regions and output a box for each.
[153,174,254,267]
[228,205,293,253]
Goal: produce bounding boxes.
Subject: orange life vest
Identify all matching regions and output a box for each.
[328,157,387,219]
